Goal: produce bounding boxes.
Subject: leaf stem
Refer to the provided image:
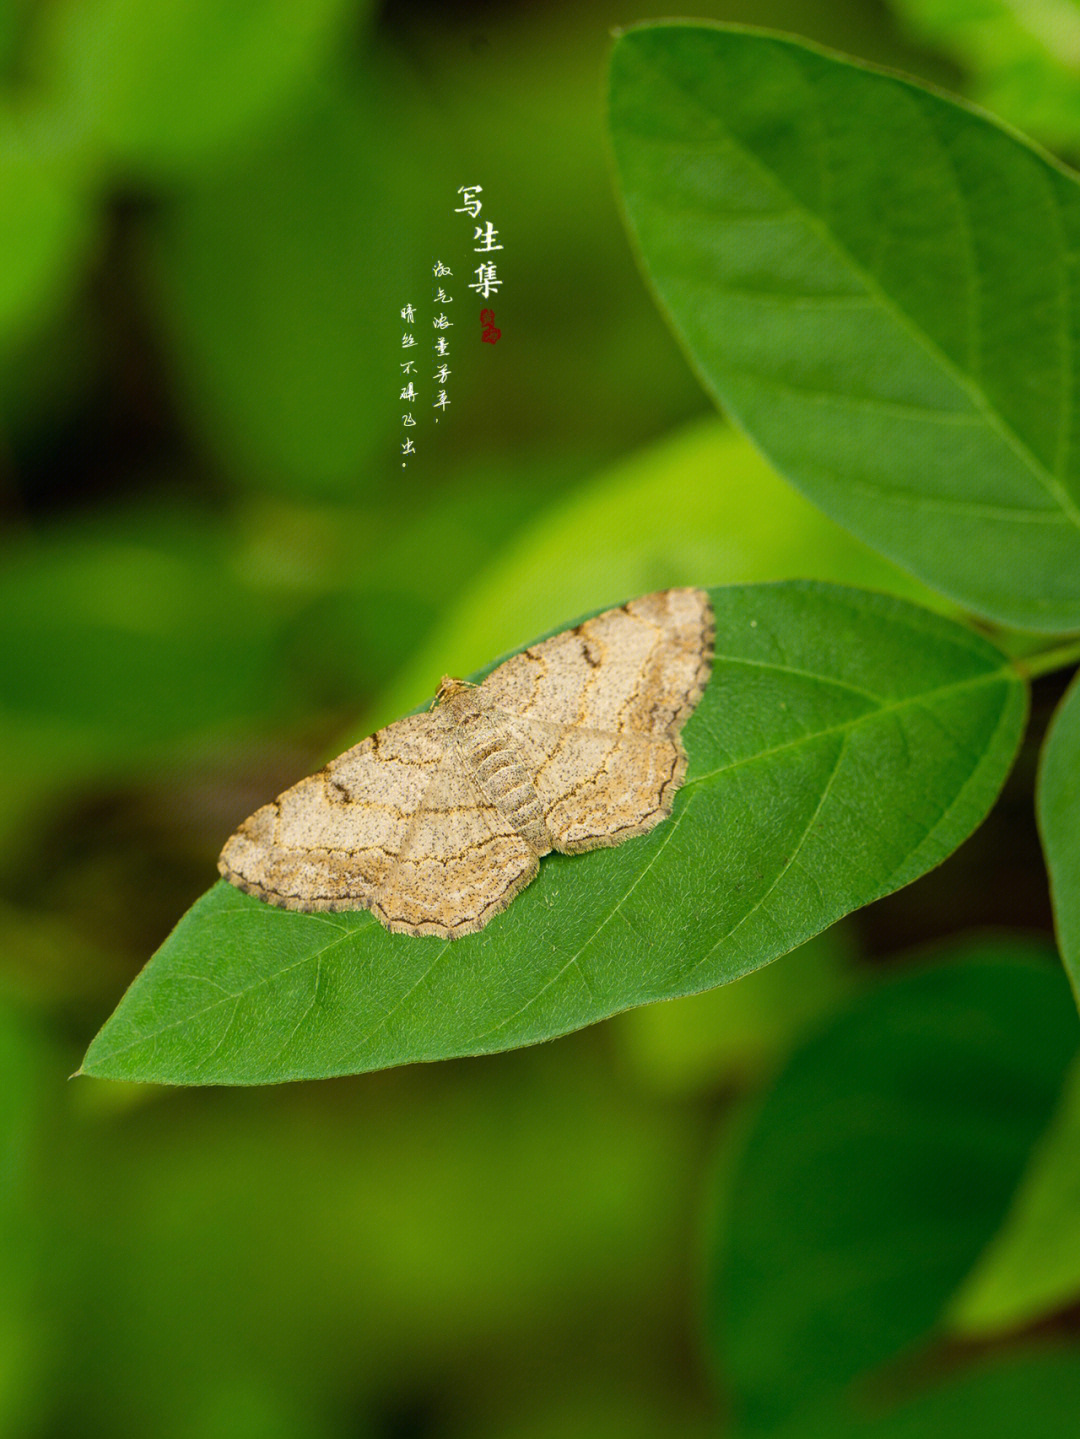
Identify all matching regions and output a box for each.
[1013,638,1080,682]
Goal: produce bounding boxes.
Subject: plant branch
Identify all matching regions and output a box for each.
[1013,638,1080,682]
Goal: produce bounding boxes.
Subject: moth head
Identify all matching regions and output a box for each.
[435,675,469,705]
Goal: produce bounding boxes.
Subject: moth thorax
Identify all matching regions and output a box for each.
[436,675,472,705]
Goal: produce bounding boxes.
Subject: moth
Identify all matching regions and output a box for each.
[219,587,714,937]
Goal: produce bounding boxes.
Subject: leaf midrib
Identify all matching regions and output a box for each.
[622,37,1080,530]
[688,661,1012,787]
[476,664,1017,1040]
[85,658,1018,1071]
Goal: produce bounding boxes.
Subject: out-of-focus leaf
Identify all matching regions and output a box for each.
[950,1050,1080,1334]
[49,1046,696,1432]
[609,24,1080,631]
[81,583,1024,1085]
[176,1383,345,1439]
[614,925,856,1095]
[0,2,41,80]
[262,460,558,705]
[147,55,442,496]
[0,508,292,745]
[0,111,96,350]
[766,1351,1080,1439]
[469,1389,714,1439]
[0,503,305,867]
[707,942,1077,1431]
[0,897,130,1008]
[891,0,1080,151]
[376,418,943,728]
[33,0,363,178]
[1039,669,1080,1003]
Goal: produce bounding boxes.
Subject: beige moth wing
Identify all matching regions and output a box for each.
[476,588,715,852]
[218,587,714,935]
[219,712,445,915]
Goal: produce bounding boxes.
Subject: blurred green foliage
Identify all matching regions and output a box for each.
[31,0,363,179]
[1039,670,1080,1001]
[950,1048,1080,1335]
[3,0,1079,1434]
[890,0,1080,155]
[708,941,1077,1431]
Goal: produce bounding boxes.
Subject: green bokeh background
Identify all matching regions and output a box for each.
[2,2,1076,1435]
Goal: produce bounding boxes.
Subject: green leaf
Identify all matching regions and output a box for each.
[766,1351,1080,1439]
[34,0,362,179]
[950,1052,1080,1334]
[608,23,1080,631]
[1039,669,1080,1003]
[706,943,1078,1431]
[81,583,1025,1085]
